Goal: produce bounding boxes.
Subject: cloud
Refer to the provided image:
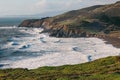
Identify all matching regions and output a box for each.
[1,0,118,17]
[33,0,118,15]
[29,0,118,17]
[33,0,83,14]
[35,0,47,9]
[33,0,119,14]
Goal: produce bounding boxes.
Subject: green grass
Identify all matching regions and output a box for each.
[0,56,120,80]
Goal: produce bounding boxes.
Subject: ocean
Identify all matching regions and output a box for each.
[0,18,120,69]
[0,17,25,27]
[0,19,120,69]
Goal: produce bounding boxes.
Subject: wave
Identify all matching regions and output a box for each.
[0,27,120,69]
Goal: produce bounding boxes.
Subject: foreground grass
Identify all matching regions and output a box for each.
[0,56,120,80]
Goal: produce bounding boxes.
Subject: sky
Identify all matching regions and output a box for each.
[0,0,119,17]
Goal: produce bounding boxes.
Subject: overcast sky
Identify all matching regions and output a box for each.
[0,0,119,17]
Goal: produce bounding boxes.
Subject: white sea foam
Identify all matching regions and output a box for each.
[0,27,120,69]
[7,52,87,69]
[0,26,17,29]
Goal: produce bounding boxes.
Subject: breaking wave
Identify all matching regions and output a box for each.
[0,26,120,69]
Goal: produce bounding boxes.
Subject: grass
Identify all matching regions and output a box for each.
[0,56,120,80]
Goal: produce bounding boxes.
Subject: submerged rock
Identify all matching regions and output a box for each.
[72,47,79,51]
[20,44,31,49]
[7,37,14,42]
[0,64,9,68]
[11,42,19,46]
[88,55,92,62]
[0,64,4,67]
[40,37,46,43]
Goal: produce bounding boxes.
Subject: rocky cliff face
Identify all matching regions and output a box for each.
[19,17,49,28]
[19,1,120,38]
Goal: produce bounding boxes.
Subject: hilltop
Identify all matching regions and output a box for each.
[19,1,120,38]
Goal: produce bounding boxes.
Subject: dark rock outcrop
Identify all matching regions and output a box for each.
[19,17,49,28]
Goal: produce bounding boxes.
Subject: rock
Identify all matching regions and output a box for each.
[0,64,9,68]
[20,44,31,49]
[40,37,46,43]
[12,42,19,46]
[72,47,79,51]
[0,64,4,67]
[19,17,49,27]
[88,55,92,62]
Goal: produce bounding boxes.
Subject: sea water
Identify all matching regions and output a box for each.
[0,26,120,69]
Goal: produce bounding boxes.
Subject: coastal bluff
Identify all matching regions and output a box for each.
[19,1,120,38]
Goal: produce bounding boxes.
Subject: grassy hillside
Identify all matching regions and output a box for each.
[0,56,120,80]
[19,1,120,38]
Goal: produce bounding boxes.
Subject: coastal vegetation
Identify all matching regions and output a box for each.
[0,56,120,80]
[19,1,120,38]
[0,1,120,80]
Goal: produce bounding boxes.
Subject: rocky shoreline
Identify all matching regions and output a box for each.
[19,19,120,48]
[18,1,120,48]
[101,36,120,48]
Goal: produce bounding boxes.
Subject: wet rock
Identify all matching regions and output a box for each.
[12,42,19,46]
[20,44,31,49]
[88,55,92,62]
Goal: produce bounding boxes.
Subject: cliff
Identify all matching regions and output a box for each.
[19,1,120,38]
